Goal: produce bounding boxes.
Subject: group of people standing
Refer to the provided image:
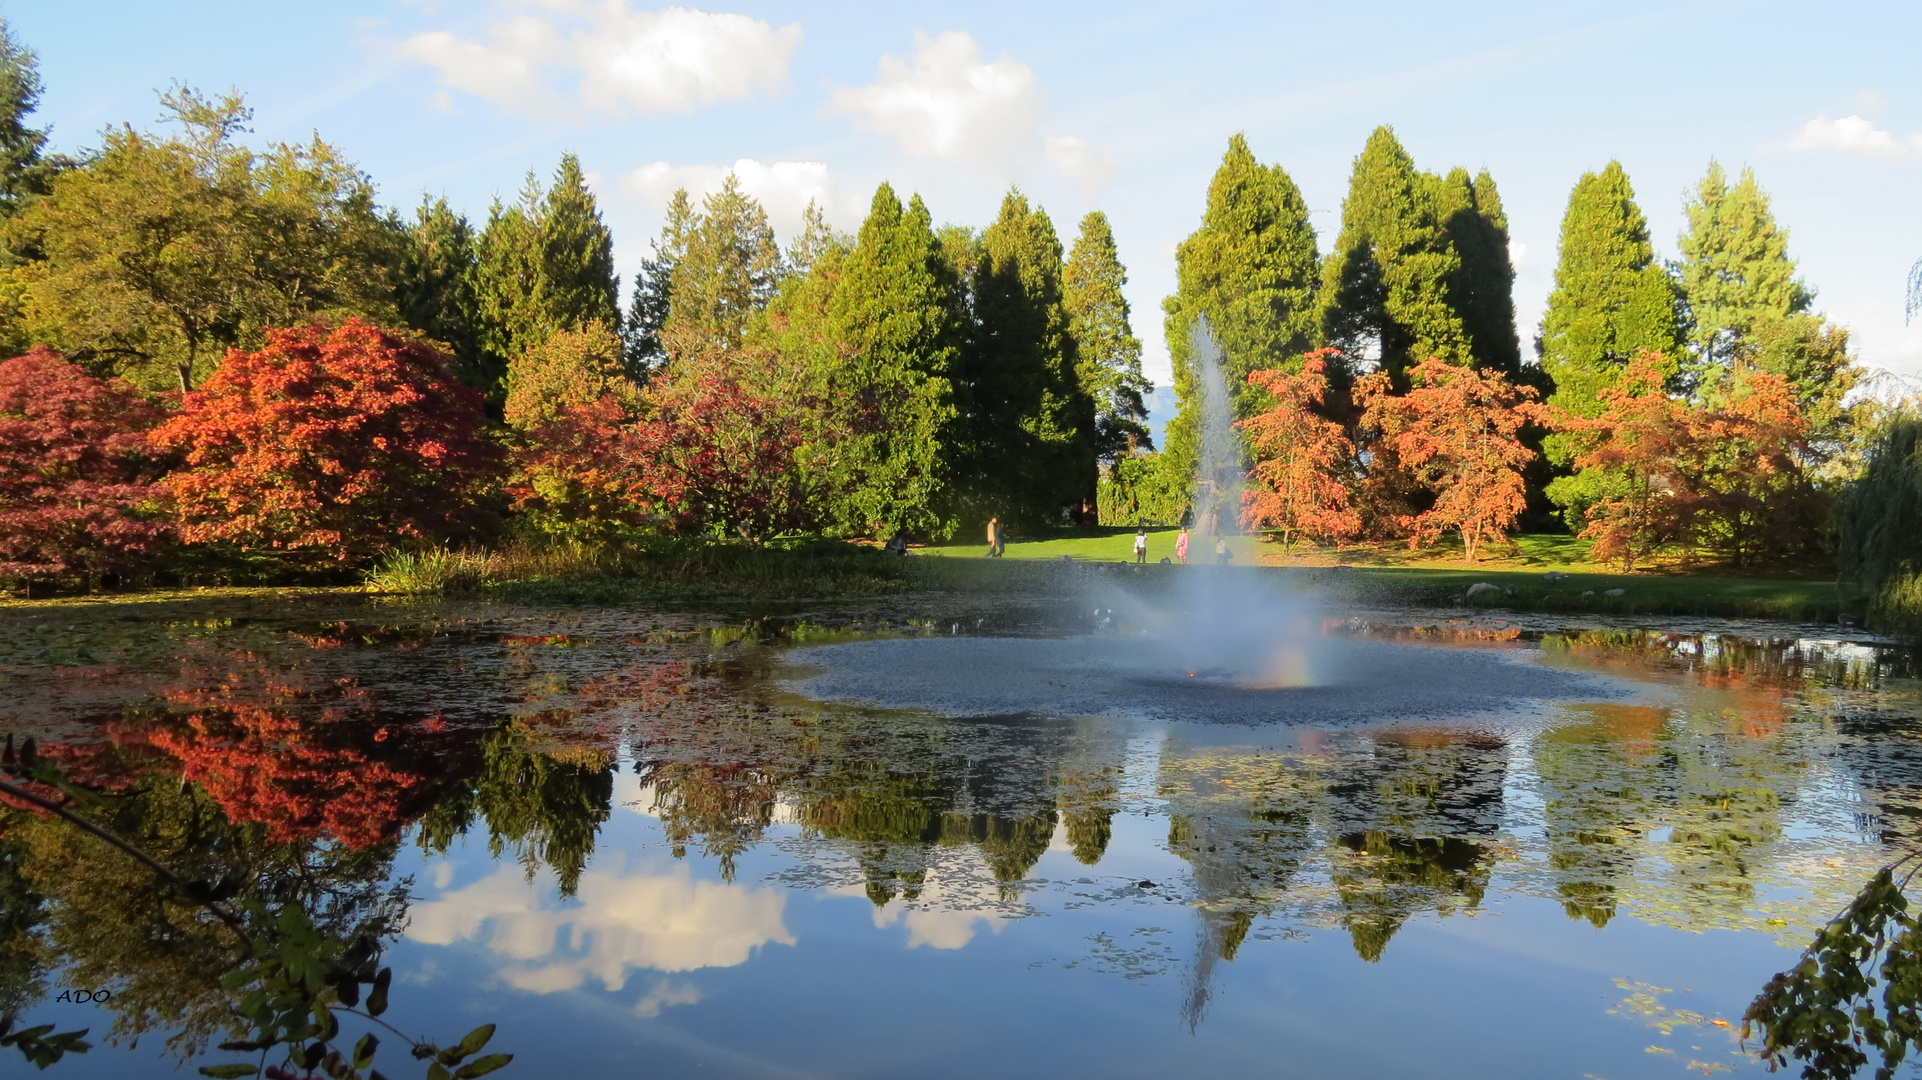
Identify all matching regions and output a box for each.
[1132,525,1232,565]
[982,518,1232,565]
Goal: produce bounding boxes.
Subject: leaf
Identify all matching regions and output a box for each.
[455,1024,495,1058]
[365,968,391,1017]
[198,1065,261,1078]
[352,1032,379,1069]
[453,1053,512,1078]
[427,1065,452,1080]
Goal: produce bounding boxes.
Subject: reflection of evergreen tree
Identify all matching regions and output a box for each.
[1330,831,1492,961]
[1057,763,1118,866]
[643,761,776,883]
[1533,705,1663,927]
[943,810,1055,897]
[0,832,47,1016]
[415,723,614,897]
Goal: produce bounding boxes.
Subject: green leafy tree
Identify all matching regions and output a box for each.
[1065,210,1152,469]
[1161,134,1321,497]
[1537,161,1683,427]
[395,195,489,393]
[1835,415,1922,638]
[3,89,403,392]
[1320,126,1468,387]
[786,199,842,277]
[502,319,637,430]
[1436,167,1522,376]
[964,188,1093,527]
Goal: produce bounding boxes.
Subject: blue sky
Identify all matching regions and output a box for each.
[12,0,1922,403]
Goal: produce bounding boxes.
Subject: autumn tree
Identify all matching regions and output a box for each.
[1358,358,1538,562]
[1065,210,1152,469]
[502,319,637,430]
[3,89,403,392]
[153,320,499,563]
[0,347,170,587]
[1237,349,1361,551]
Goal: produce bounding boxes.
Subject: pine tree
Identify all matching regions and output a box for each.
[665,174,782,353]
[623,188,692,384]
[965,188,1094,527]
[475,154,619,375]
[395,196,489,393]
[1161,134,1320,493]
[787,199,840,277]
[1436,168,1521,376]
[1320,126,1467,387]
[1065,210,1152,468]
[539,153,619,332]
[1537,161,1682,422]
[1676,162,1844,412]
[818,183,966,536]
[0,18,55,222]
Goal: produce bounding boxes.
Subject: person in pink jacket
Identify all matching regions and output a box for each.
[1175,527,1190,565]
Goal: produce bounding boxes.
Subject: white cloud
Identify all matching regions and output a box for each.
[1044,135,1116,196]
[621,157,837,242]
[831,30,1114,192]
[401,3,799,118]
[1854,89,1887,113]
[633,978,702,1017]
[407,856,795,993]
[1782,114,1919,160]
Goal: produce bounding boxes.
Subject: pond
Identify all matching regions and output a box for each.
[3,582,1920,1079]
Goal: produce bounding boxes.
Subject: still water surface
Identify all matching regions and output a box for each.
[3,592,1920,1078]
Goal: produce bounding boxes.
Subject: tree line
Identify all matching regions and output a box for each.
[0,17,1916,618]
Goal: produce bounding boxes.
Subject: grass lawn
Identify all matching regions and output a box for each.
[918,527,1851,623]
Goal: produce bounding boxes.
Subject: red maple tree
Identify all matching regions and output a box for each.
[0,347,172,587]
[151,320,500,563]
[1358,358,1539,563]
[1546,353,1817,570]
[508,394,654,542]
[1237,350,1363,551]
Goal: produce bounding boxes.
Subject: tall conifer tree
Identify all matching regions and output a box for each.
[665,175,782,352]
[1435,167,1522,376]
[1537,161,1682,422]
[819,183,966,536]
[1161,134,1320,488]
[0,18,54,223]
[1065,210,1152,468]
[1320,126,1467,386]
[476,153,619,385]
[396,196,489,393]
[965,189,1093,526]
[1678,162,1810,364]
[623,189,692,383]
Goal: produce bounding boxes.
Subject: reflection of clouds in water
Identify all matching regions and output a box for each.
[634,978,703,1017]
[407,854,794,992]
[832,866,1017,950]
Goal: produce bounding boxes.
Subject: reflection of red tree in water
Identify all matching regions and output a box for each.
[131,680,463,849]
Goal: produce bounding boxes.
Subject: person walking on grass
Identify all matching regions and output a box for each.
[1134,526,1148,564]
[987,516,1004,558]
[1215,537,1231,565]
[1175,526,1189,565]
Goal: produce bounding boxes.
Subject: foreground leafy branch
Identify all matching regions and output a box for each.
[1744,860,1922,1080]
[0,734,512,1078]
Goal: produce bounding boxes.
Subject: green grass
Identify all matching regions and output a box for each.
[923,526,1255,565]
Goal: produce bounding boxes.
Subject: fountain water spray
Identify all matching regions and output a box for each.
[1189,315,1242,543]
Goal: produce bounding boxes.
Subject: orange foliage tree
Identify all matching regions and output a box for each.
[0,347,171,586]
[1237,349,1362,550]
[1357,358,1539,563]
[507,395,653,542]
[1546,352,1818,570]
[151,320,500,563]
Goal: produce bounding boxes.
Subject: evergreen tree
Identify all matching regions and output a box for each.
[664,174,781,353]
[786,199,840,277]
[965,188,1094,527]
[1320,126,1468,387]
[475,153,619,377]
[623,188,692,384]
[1065,210,1151,467]
[818,183,966,536]
[0,18,56,222]
[395,196,490,393]
[1677,162,1812,372]
[1436,167,1522,376]
[1161,134,1320,491]
[1537,161,1682,422]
